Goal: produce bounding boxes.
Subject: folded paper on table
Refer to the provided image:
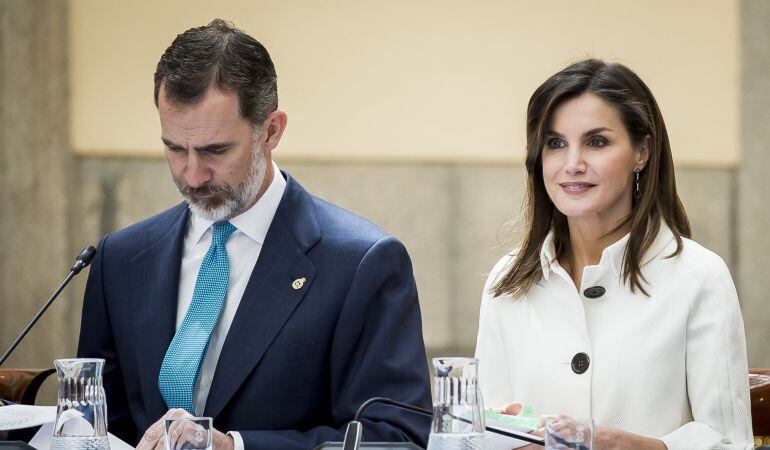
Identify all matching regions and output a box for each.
[0,405,56,431]
[484,408,539,450]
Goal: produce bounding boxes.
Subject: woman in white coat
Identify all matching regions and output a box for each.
[475,59,753,450]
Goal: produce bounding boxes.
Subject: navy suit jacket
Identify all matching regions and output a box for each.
[77,172,432,449]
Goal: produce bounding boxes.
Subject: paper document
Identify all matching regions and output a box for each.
[484,409,541,450]
[30,422,134,450]
[0,405,56,430]
[0,406,133,449]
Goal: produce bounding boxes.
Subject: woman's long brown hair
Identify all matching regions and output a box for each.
[492,59,691,299]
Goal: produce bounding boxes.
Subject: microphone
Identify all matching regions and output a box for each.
[70,246,96,274]
[0,245,96,366]
[317,397,545,449]
[341,421,362,450]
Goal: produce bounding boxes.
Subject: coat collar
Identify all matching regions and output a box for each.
[539,222,676,281]
[127,203,190,419]
[126,171,322,421]
[203,171,321,418]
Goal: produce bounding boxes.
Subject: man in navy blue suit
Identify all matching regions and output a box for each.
[77,19,431,450]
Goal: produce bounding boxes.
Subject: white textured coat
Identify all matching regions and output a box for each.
[475,225,753,450]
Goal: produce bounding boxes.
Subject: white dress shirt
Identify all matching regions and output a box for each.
[475,224,753,450]
[175,162,285,448]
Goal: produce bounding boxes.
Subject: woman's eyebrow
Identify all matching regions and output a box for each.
[582,127,613,137]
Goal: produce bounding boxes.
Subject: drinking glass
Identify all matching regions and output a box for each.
[426,357,485,450]
[544,416,593,450]
[164,416,213,450]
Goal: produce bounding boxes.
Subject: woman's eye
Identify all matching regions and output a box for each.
[547,138,566,149]
[587,137,608,147]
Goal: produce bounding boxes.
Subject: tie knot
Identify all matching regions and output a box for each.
[211,221,237,246]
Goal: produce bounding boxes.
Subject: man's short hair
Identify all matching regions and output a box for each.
[154,19,278,126]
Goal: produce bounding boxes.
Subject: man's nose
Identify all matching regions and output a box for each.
[183,151,212,188]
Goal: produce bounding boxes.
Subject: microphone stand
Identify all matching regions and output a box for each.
[348,397,545,447]
[0,245,96,367]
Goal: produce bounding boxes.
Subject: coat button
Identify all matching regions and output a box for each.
[571,352,590,374]
[583,286,606,299]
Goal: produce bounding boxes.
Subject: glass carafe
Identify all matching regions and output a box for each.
[51,358,110,450]
[426,357,485,450]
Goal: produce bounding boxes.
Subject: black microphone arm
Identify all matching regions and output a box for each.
[0,245,96,367]
[352,397,545,447]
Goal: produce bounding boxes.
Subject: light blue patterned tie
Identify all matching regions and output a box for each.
[158,221,237,414]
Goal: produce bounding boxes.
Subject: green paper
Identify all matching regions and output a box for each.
[484,409,539,430]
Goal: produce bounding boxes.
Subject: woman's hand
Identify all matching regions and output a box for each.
[592,425,667,450]
[497,404,667,450]
[499,402,525,415]
[516,427,546,450]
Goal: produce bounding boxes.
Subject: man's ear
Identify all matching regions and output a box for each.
[261,110,288,153]
[635,134,651,171]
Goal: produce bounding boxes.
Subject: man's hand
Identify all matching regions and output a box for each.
[136,409,235,450]
[136,409,188,450]
[211,427,236,450]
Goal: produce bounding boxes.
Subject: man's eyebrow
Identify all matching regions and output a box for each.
[161,137,183,148]
[194,142,234,153]
[160,139,234,152]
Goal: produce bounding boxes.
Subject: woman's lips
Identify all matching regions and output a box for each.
[559,182,596,194]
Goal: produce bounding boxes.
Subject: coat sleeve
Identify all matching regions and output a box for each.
[76,235,139,445]
[660,256,753,450]
[237,235,432,449]
[475,254,516,410]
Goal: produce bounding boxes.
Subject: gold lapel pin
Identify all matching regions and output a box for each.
[292,277,306,290]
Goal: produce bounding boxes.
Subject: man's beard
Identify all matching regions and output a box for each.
[175,144,267,221]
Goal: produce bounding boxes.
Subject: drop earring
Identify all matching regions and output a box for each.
[634,169,641,200]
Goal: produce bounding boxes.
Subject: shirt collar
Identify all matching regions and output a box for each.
[539,221,676,280]
[540,231,556,281]
[189,161,287,245]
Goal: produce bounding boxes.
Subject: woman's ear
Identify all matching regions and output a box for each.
[635,134,651,171]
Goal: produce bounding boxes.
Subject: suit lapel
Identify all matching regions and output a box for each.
[128,204,188,420]
[204,174,320,418]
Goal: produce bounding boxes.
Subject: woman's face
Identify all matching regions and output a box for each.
[541,93,648,225]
